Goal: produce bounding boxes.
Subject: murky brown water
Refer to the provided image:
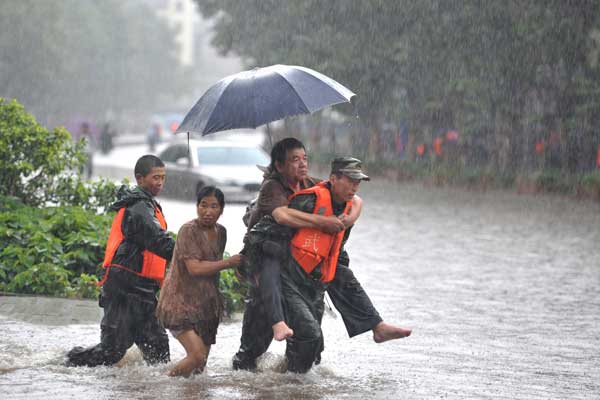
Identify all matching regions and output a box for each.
[1,182,599,399]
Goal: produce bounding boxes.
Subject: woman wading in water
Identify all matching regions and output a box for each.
[156,186,242,377]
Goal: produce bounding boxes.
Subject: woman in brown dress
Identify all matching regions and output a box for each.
[156,186,243,377]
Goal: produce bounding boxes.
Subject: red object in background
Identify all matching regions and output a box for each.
[170,121,179,134]
[446,130,459,141]
[549,131,561,144]
[416,143,425,156]
[433,137,443,156]
[395,134,403,154]
[535,139,545,155]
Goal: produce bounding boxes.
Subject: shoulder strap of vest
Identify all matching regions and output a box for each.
[154,206,167,229]
[102,208,126,268]
[289,180,329,201]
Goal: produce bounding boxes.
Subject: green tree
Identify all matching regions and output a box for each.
[0,98,117,208]
[0,0,190,127]
[194,0,600,175]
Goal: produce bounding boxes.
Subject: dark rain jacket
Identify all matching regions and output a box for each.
[101,186,175,299]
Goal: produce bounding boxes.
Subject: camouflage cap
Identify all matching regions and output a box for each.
[330,157,370,181]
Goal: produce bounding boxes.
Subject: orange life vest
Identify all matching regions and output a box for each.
[289,182,352,283]
[433,137,443,156]
[100,206,168,286]
[535,139,545,155]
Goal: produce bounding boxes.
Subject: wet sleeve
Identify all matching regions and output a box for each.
[175,223,207,261]
[256,180,290,216]
[130,202,175,260]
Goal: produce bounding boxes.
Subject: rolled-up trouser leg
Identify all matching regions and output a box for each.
[258,254,285,326]
[66,292,132,367]
[327,262,382,337]
[232,288,274,370]
[281,265,324,373]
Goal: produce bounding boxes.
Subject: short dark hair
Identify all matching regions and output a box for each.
[196,185,225,209]
[269,137,305,171]
[134,155,165,178]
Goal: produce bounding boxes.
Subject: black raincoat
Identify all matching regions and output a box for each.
[66,186,175,367]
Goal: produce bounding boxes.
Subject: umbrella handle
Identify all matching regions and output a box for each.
[187,132,190,155]
[266,123,273,149]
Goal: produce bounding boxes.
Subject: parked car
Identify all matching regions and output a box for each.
[158,139,270,203]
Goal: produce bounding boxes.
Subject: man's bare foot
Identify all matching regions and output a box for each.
[373,321,412,343]
[272,321,294,341]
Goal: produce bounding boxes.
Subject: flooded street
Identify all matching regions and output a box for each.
[5,1,600,398]
[2,182,600,399]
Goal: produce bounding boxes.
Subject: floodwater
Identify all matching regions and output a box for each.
[1,182,599,399]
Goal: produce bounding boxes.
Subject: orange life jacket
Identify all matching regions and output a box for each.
[100,206,168,286]
[433,137,443,156]
[289,182,352,283]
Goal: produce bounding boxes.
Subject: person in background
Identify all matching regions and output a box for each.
[79,122,95,179]
[156,186,243,377]
[99,122,115,154]
[147,123,161,152]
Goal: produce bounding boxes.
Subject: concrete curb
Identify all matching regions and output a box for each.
[0,294,102,325]
[0,294,243,325]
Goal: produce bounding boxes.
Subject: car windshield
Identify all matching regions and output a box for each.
[196,146,269,166]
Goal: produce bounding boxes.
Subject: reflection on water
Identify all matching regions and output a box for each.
[1,182,600,399]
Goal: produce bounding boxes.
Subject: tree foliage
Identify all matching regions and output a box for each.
[0,99,247,310]
[0,195,110,298]
[195,0,600,173]
[0,98,118,208]
[0,0,190,126]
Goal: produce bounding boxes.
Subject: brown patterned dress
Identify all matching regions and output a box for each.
[156,219,227,345]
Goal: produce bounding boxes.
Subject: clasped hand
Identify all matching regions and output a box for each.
[320,215,346,234]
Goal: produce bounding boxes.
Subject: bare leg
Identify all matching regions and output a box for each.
[272,321,294,341]
[168,330,211,377]
[372,321,412,343]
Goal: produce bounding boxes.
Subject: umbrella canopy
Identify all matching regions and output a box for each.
[175,64,356,137]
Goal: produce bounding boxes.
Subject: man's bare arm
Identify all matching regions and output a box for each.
[339,194,363,228]
[184,254,242,276]
[272,206,344,234]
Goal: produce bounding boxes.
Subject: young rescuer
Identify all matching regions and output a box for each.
[66,155,175,367]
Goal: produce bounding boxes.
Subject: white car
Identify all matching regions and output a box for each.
[158,139,269,203]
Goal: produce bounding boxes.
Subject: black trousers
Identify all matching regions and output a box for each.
[231,255,282,370]
[232,259,381,370]
[66,288,170,367]
[281,261,325,373]
[326,262,382,337]
[259,254,286,326]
